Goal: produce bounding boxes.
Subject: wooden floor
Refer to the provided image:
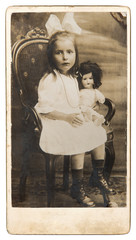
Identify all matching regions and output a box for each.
[12,164,126,208]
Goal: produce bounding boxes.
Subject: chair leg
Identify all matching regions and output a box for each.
[19,149,31,201]
[100,187,111,207]
[19,131,32,202]
[63,156,70,191]
[44,153,57,207]
[19,172,28,202]
[104,142,115,181]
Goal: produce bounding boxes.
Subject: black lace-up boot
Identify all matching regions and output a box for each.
[89,159,115,194]
[71,169,95,207]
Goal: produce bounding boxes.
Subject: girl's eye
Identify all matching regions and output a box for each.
[83,78,87,80]
[67,50,73,54]
[55,51,62,55]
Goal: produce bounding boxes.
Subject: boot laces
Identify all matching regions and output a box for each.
[80,184,86,197]
[101,177,108,186]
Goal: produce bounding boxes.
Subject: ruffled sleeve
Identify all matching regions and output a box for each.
[95,89,105,104]
[35,73,58,114]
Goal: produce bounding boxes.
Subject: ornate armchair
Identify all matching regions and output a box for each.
[12,28,115,207]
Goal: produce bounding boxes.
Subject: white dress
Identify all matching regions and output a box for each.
[35,70,107,155]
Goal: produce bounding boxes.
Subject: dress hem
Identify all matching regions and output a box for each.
[39,141,106,156]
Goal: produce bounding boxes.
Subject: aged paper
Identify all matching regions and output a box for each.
[6,5,130,234]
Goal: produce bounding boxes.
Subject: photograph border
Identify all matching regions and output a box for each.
[6,5,130,235]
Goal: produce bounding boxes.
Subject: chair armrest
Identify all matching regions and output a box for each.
[104,98,116,125]
[12,65,42,132]
[26,106,42,132]
[21,101,42,132]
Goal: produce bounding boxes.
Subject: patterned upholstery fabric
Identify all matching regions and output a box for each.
[17,42,48,106]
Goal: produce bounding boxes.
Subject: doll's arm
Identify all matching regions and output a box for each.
[95,89,105,104]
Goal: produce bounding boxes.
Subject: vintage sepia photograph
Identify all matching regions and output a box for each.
[6,6,130,234]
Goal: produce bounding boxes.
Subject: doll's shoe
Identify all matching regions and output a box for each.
[71,181,95,207]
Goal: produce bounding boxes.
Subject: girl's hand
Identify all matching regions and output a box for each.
[65,113,84,127]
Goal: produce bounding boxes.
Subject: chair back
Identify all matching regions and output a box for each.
[12,28,49,107]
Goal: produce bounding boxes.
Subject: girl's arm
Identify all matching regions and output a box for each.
[40,111,84,127]
[36,74,83,127]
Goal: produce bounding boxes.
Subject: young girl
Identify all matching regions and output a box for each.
[35,31,111,207]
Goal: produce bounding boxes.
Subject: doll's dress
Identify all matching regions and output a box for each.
[79,88,105,109]
[79,88,105,121]
[35,70,107,155]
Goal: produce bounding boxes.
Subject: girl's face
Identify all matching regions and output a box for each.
[52,38,76,75]
[81,72,94,89]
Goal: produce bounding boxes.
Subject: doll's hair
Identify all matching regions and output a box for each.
[47,31,79,76]
[78,61,103,89]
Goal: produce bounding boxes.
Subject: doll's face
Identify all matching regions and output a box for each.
[81,72,94,89]
[52,38,76,75]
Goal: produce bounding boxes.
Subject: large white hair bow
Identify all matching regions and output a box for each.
[45,13,82,38]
